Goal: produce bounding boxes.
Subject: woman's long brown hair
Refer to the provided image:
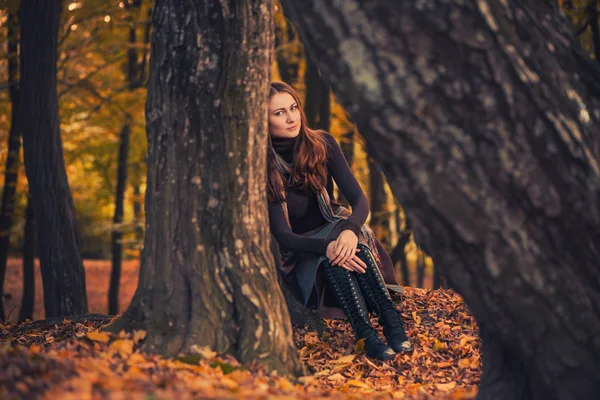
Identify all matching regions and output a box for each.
[267,81,328,203]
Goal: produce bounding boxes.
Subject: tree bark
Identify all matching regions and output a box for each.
[20,0,88,318]
[281,0,600,397]
[19,192,35,322]
[109,0,303,376]
[0,10,21,322]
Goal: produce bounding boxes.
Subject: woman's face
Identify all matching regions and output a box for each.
[268,92,301,139]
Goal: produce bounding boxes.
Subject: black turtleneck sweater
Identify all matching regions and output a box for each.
[268,132,369,254]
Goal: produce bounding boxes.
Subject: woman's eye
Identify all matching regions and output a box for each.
[275,111,282,116]
[291,105,297,111]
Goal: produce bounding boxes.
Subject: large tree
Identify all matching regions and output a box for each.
[280,0,600,398]
[20,0,88,317]
[109,0,303,376]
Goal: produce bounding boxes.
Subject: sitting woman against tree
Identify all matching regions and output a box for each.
[267,81,412,361]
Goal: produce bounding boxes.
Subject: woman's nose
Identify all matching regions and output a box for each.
[286,112,296,123]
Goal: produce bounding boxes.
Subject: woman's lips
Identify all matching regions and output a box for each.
[287,125,299,131]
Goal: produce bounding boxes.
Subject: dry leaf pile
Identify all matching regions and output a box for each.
[0,287,480,399]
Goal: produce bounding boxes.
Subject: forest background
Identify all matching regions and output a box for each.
[0,0,594,322]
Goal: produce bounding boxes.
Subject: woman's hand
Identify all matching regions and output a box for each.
[330,229,358,267]
[326,242,366,273]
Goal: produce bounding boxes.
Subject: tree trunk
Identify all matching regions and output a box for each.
[416,250,425,288]
[304,61,330,131]
[109,122,130,315]
[109,0,146,316]
[337,129,355,207]
[281,0,600,397]
[20,0,88,318]
[19,192,35,322]
[109,0,303,376]
[368,157,390,249]
[390,230,411,286]
[0,11,21,322]
[433,260,443,289]
[132,178,144,244]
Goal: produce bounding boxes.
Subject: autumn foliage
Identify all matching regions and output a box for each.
[1,285,480,399]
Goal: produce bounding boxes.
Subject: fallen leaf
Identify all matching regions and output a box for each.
[347,379,370,388]
[327,373,345,382]
[436,381,457,391]
[332,354,355,364]
[86,330,111,343]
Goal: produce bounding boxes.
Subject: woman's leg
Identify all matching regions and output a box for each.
[354,243,412,353]
[321,258,396,361]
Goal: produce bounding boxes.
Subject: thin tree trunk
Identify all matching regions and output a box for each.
[19,192,35,322]
[20,0,87,317]
[416,250,425,288]
[109,0,145,316]
[304,61,330,131]
[281,0,600,396]
[337,129,355,207]
[109,0,303,376]
[0,11,21,322]
[109,122,130,315]
[390,230,411,286]
[588,2,600,63]
[368,158,390,249]
[132,178,143,244]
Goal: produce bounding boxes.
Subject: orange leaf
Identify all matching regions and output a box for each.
[133,329,146,344]
[86,330,111,343]
[347,379,370,389]
[458,358,471,368]
[436,381,457,391]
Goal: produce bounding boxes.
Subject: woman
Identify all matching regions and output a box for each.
[267,81,411,361]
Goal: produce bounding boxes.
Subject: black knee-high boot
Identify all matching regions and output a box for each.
[354,243,412,353]
[322,259,396,361]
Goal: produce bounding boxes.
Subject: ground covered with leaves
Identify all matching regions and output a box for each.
[0,287,480,399]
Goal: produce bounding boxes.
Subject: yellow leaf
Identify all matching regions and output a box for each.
[133,330,147,344]
[436,381,457,391]
[327,373,345,382]
[86,330,111,343]
[459,336,476,347]
[411,311,421,326]
[347,379,370,388]
[314,369,331,377]
[458,358,471,368]
[278,377,295,391]
[354,338,366,355]
[110,339,133,357]
[432,339,447,352]
[332,354,355,364]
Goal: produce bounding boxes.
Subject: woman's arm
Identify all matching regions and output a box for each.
[324,133,369,236]
[269,202,334,254]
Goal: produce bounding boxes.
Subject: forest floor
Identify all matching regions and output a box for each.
[1,259,480,399]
